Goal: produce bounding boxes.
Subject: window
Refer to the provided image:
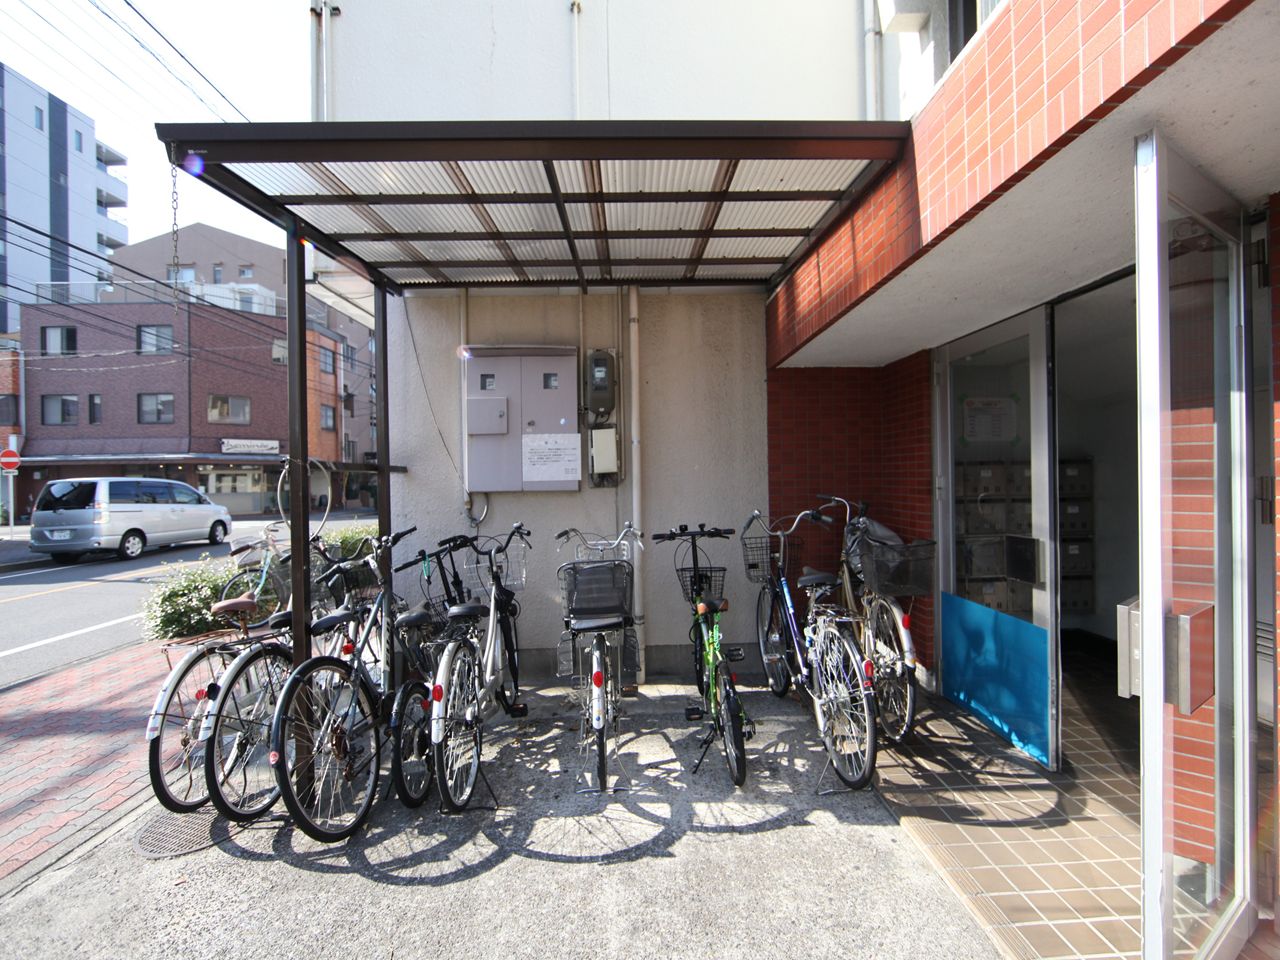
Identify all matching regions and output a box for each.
[213,472,249,494]
[41,394,78,425]
[320,404,336,431]
[109,481,140,504]
[74,130,83,152]
[165,265,196,283]
[0,395,17,426]
[138,393,175,424]
[88,394,101,425]
[37,481,95,511]
[238,293,254,311]
[34,106,43,131]
[271,338,288,364]
[136,482,171,504]
[41,326,77,356]
[343,343,355,371]
[137,324,174,355]
[207,394,251,424]
[238,265,253,279]
[172,485,201,505]
[319,346,335,374]
[212,264,223,284]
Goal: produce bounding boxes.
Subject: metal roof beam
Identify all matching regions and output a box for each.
[369,257,786,269]
[276,189,844,206]
[542,161,587,292]
[327,228,811,242]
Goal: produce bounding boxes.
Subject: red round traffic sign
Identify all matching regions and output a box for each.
[0,449,20,470]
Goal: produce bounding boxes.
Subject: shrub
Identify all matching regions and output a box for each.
[142,554,236,640]
[320,522,379,560]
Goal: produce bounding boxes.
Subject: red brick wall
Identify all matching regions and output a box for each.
[766,351,936,667]
[767,0,1258,368]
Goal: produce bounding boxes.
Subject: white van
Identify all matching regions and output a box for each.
[30,477,233,564]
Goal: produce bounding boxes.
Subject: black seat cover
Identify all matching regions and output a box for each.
[569,614,627,632]
[310,609,358,635]
[266,611,293,631]
[397,608,435,630]
[797,567,839,588]
[448,601,489,620]
[701,597,728,613]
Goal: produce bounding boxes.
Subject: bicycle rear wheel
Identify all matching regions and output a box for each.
[433,642,481,812]
[755,584,790,697]
[813,626,877,789]
[204,643,291,821]
[271,656,381,843]
[147,644,233,813]
[592,636,608,790]
[868,597,917,743]
[717,666,747,787]
[391,680,434,808]
[220,568,286,622]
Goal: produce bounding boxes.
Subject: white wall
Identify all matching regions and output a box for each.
[387,289,768,677]
[324,0,865,121]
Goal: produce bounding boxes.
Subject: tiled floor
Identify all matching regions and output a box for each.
[875,634,1276,960]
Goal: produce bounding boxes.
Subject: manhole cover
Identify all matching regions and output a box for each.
[133,809,237,860]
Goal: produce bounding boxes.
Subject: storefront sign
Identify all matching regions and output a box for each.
[220,438,280,455]
[521,433,580,483]
[962,397,1018,443]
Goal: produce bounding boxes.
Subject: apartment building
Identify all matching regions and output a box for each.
[0,62,127,335]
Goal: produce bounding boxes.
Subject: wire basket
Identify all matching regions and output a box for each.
[464,538,529,594]
[676,566,726,604]
[573,537,633,562]
[740,535,772,584]
[558,560,634,623]
[229,534,267,569]
[859,539,936,597]
[338,558,382,604]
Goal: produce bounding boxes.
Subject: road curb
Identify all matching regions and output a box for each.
[0,557,49,574]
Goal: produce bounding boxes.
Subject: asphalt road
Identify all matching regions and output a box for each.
[0,516,375,689]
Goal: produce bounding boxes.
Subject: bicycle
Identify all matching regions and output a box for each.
[818,495,933,744]
[554,523,642,793]
[652,523,752,787]
[430,523,531,813]
[743,509,877,789]
[267,526,428,842]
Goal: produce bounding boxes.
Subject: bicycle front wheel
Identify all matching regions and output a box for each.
[717,666,747,787]
[813,626,877,789]
[147,644,234,812]
[868,597,917,744]
[220,568,286,622]
[390,680,434,808]
[433,642,481,813]
[271,656,381,843]
[204,643,291,821]
[755,584,790,697]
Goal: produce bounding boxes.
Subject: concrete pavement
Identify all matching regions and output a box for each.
[0,684,1001,960]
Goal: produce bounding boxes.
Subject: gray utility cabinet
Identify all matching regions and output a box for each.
[464,346,580,493]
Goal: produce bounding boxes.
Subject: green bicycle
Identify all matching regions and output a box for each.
[652,523,752,787]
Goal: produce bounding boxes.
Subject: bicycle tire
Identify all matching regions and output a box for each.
[692,622,708,700]
[868,597,917,744]
[220,568,286,622]
[813,625,877,789]
[390,680,434,808]
[718,667,747,787]
[204,643,291,822]
[755,584,791,698]
[433,642,482,813]
[592,636,608,791]
[147,644,233,813]
[270,656,381,843]
[495,611,519,712]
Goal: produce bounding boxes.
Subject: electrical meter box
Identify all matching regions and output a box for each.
[585,349,616,417]
[464,346,580,493]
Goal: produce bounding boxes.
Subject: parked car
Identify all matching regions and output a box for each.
[29,477,233,564]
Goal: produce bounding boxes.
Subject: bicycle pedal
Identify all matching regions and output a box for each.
[743,719,757,742]
[507,702,529,718]
[684,706,704,722]
[724,646,746,663]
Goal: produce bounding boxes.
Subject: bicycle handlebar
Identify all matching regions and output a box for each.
[393,549,425,573]
[556,522,643,552]
[651,523,734,543]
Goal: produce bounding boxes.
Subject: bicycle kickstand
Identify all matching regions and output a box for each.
[815,756,855,797]
[691,724,716,775]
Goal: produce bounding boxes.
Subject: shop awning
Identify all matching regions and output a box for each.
[156,120,910,292]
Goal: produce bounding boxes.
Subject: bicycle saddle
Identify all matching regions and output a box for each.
[310,609,358,635]
[396,608,435,630]
[697,597,729,614]
[798,568,839,589]
[448,601,489,620]
[266,611,293,631]
[211,593,258,618]
[570,614,628,632]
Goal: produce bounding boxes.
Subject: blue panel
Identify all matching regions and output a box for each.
[940,592,1050,766]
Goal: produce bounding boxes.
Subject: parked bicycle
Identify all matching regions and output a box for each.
[652,523,751,787]
[817,495,932,744]
[555,523,642,793]
[743,509,877,789]
[430,523,531,813]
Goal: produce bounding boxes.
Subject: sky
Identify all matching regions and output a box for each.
[0,0,311,250]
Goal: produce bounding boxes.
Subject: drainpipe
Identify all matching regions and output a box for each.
[310,1,335,121]
[570,1,582,119]
[628,286,644,680]
[864,0,881,121]
[459,289,469,506]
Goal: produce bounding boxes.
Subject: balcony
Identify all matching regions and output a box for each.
[95,140,127,169]
[97,215,127,250]
[96,172,128,209]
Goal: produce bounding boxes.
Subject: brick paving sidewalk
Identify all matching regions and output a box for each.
[0,641,171,890]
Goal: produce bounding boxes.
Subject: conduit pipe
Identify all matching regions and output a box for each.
[628,286,644,680]
[570,1,582,119]
[863,0,881,121]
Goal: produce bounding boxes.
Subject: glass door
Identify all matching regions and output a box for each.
[936,308,1060,769]
[1134,129,1254,960]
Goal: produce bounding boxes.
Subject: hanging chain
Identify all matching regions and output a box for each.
[170,163,181,323]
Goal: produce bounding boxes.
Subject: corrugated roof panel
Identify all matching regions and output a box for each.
[695,264,777,279]
[287,204,375,234]
[383,267,439,282]
[703,235,801,259]
[227,162,331,196]
[343,240,417,261]
[602,159,720,193]
[374,204,485,233]
[457,160,549,195]
[440,267,526,283]
[525,267,582,281]
[505,238,573,261]
[610,266,690,280]
[323,161,459,195]
[551,160,589,193]
[717,199,833,230]
[732,158,868,192]
[485,203,564,233]
[419,239,508,262]
[609,237,694,260]
[601,202,706,231]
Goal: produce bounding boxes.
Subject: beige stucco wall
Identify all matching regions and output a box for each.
[386,289,768,679]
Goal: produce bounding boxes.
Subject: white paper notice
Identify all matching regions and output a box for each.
[962,397,1018,443]
[522,433,581,482]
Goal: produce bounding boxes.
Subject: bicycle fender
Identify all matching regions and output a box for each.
[591,641,606,731]
[430,642,460,745]
[145,640,223,741]
[195,642,290,742]
[885,601,918,669]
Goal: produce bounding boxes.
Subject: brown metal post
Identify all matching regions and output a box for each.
[374,284,394,693]
[286,219,312,666]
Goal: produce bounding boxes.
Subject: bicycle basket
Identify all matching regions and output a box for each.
[858,539,936,597]
[339,558,381,603]
[464,537,528,593]
[740,535,772,584]
[676,566,726,604]
[574,537,632,562]
[559,560,634,623]
[228,534,266,569]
